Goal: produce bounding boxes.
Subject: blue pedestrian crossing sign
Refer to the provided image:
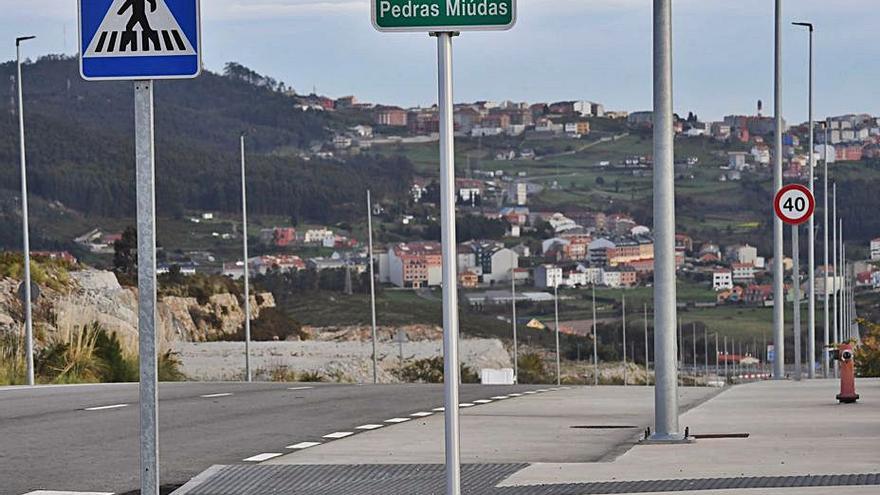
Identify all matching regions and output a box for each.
[78,0,201,81]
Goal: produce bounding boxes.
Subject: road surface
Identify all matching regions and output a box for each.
[1,381,540,495]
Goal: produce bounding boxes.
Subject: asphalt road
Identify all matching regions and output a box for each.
[0,382,541,495]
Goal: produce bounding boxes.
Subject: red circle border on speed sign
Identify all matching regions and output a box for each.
[774,184,815,225]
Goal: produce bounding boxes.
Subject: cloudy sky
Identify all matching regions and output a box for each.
[3,0,877,122]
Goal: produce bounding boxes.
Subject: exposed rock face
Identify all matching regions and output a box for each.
[1,269,274,355]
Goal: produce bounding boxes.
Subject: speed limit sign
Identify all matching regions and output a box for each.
[774,184,815,225]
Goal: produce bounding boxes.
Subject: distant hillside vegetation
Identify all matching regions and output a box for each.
[0,56,412,227]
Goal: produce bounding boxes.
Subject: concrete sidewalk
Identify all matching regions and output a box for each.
[267,385,717,465]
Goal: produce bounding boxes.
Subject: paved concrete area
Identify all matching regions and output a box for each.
[268,386,718,465]
[502,378,880,488]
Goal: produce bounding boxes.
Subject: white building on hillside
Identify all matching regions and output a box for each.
[534,265,563,289]
[713,270,733,291]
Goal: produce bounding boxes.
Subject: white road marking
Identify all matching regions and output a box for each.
[286,442,321,449]
[356,424,385,430]
[288,386,314,391]
[524,391,537,395]
[323,431,354,439]
[410,411,433,417]
[83,404,128,411]
[24,492,114,495]
[199,393,232,398]
[491,396,509,400]
[508,393,523,397]
[536,389,550,393]
[474,399,493,404]
[432,407,445,412]
[385,417,411,423]
[243,453,283,462]
[459,403,475,408]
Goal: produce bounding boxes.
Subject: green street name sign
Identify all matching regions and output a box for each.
[372,0,516,32]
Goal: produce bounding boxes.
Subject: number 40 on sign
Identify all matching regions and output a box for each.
[774,184,815,225]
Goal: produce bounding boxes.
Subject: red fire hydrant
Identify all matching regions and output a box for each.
[832,344,859,404]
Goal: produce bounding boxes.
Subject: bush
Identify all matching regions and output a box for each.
[517,352,551,384]
[236,308,305,342]
[855,319,880,377]
[394,357,479,384]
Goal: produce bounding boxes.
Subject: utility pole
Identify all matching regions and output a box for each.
[367,190,378,384]
[240,134,252,382]
[714,333,719,378]
[724,335,729,379]
[772,0,785,380]
[703,327,708,378]
[822,121,830,378]
[692,324,697,381]
[16,35,36,386]
[832,185,839,377]
[510,252,518,382]
[554,282,561,386]
[622,293,627,386]
[644,304,649,386]
[592,284,599,386]
[649,0,682,442]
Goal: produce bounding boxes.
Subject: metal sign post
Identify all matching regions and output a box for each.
[373,5,514,493]
[772,0,785,381]
[792,224,802,380]
[621,294,627,386]
[79,2,201,493]
[367,190,379,384]
[241,134,252,382]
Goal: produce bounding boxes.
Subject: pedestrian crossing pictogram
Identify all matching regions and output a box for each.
[79,0,200,80]
[85,0,195,57]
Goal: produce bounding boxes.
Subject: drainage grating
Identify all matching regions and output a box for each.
[173,464,880,495]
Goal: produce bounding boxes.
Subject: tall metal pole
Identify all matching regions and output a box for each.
[802,23,816,379]
[714,333,719,378]
[240,134,252,383]
[435,31,461,495]
[692,324,697,380]
[367,190,378,384]
[16,36,36,386]
[554,283,561,386]
[724,335,729,379]
[822,123,829,377]
[644,304,649,386]
[650,0,681,441]
[832,185,839,377]
[592,284,598,386]
[772,0,786,380]
[703,328,708,378]
[621,293,627,386]
[792,224,802,381]
[135,80,159,495]
[510,252,518,381]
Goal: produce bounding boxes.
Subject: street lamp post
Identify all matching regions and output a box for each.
[367,190,378,384]
[771,0,786,380]
[510,252,518,382]
[822,122,830,378]
[16,35,36,387]
[792,21,816,379]
[554,282,561,386]
[240,134,252,382]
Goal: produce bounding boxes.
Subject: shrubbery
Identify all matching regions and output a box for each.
[394,357,479,384]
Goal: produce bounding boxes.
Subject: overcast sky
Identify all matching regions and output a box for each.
[3,0,877,123]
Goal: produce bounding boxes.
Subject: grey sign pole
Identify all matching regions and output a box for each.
[434,31,462,495]
[771,0,786,380]
[367,190,379,384]
[644,304,649,386]
[832,186,839,376]
[692,324,697,380]
[649,0,681,442]
[621,293,626,386]
[724,335,729,378]
[510,252,518,382]
[703,328,708,378]
[16,36,36,386]
[240,134,252,382]
[801,22,816,379]
[592,284,598,386]
[714,333,719,378]
[554,283,561,386]
[135,80,159,495]
[792,224,802,380]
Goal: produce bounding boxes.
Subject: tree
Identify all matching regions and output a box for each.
[855,319,880,377]
[113,227,138,282]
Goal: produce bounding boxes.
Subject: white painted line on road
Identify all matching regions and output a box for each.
[385,417,411,423]
[199,393,232,398]
[243,453,283,462]
[524,391,538,395]
[508,393,523,397]
[536,389,550,393]
[459,403,475,408]
[356,424,385,430]
[83,404,128,411]
[491,396,509,400]
[410,411,433,417]
[24,491,115,495]
[288,386,314,391]
[286,442,322,449]
[432,407,445,412]
[474,399,493,404]
[323,431,354,439]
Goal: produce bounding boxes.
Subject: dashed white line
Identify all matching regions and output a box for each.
[410,411,433,417]
[356,424,385,430]
[286,442,322,449]
[199,393,232,398]
[432,407,445,412]
[385,417,411,423]
[524,391,537,395]
[474,399,493,404]
[243,453,283,462]
[459,403,475,408]
[287,386,314,391]
[323,431,354,439]
[491,396,509,400]
[83,404,128,411]
[508,393,523,397]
